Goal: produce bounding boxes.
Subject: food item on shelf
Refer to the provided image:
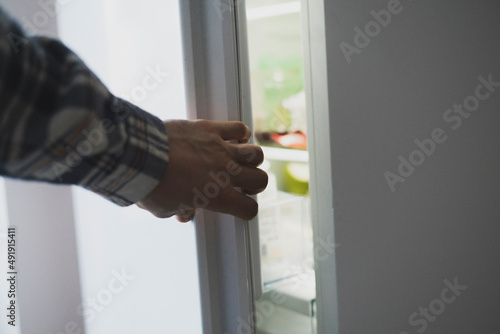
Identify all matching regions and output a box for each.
[255,130,307,150]
[270,131,306,150]
[252,55,304,133]
[284,162,309,195]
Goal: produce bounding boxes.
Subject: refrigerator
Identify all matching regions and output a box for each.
[3,0,500,333]
[179,1,336,333]
[179,1,500,334]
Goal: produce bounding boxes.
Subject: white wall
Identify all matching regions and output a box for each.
[325,0,500,333]
[0,1,84,334]
[0,0,202,333]
[56,1,202,334]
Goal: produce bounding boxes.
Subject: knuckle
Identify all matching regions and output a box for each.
[208,131,223,143]
[194,119,212,130]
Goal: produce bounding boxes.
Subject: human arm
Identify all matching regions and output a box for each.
[0,6,169,206]
[0,7,267,220]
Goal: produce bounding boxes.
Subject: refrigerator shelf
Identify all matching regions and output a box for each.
[262,146,309,163]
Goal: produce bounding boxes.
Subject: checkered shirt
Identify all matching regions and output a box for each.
[0,7,169,206]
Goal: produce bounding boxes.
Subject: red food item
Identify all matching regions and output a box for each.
[270,131,307,150]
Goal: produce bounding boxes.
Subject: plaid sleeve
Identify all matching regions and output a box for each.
[0,7,169,206]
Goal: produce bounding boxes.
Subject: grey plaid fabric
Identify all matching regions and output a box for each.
[0,7,169,206]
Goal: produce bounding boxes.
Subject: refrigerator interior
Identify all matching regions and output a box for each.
[244,1,317,333]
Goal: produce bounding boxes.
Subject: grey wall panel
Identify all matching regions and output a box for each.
[324,0,500,333]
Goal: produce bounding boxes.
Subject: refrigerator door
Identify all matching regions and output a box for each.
[243,0,314,291]
[238,1,338,333]
[179,1,337,333]
[179,1,262,333]
[235,1,339,332]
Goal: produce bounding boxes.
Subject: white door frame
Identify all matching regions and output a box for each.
[179,1,259,333]
[179,1,339,333]
[301,1,339,333]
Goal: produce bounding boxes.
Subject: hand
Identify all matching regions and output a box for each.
[137,119,268,222]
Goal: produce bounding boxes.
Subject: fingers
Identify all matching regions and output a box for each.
[216,188,259,220]
[171,165,266,221]
[241,188,262,196]
[146,119,266,222]
[232,166,268,193]
[228,143,264,167]
[176,209,196,223]
[210,120,251,143]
